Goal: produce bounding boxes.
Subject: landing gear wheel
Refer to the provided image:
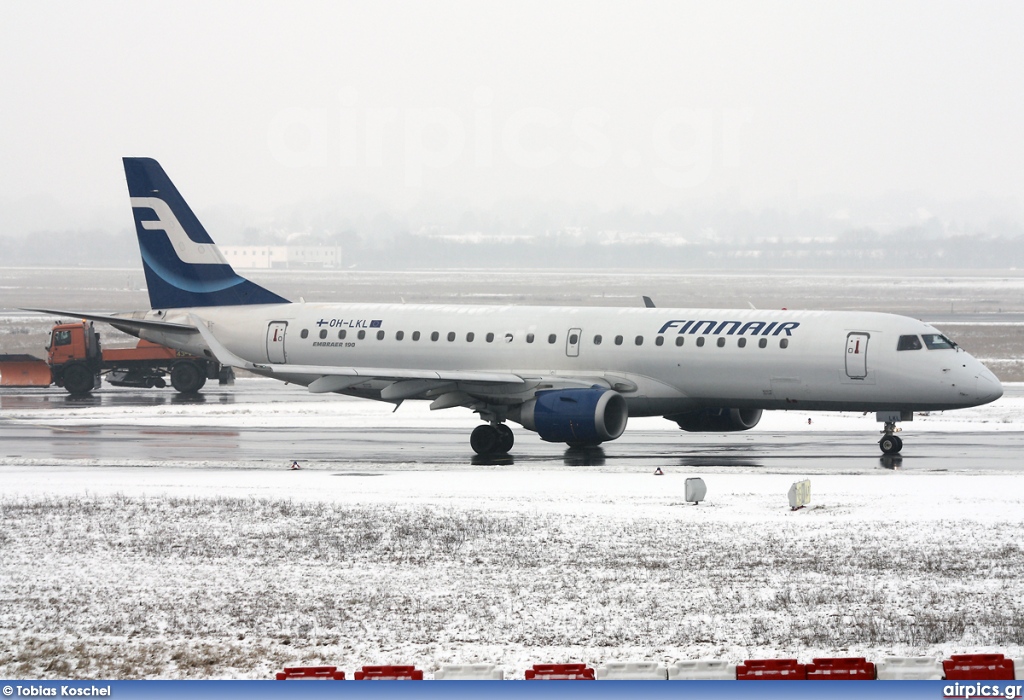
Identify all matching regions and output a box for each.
[495,424,514,453]
[170,362,206,394]
[470,424,499,455]
[879,434,903,455]
[62,363,95,395]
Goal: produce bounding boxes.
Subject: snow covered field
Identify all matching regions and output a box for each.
[1,382,1023,679]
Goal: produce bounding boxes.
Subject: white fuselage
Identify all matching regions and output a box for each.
[139,302,1003,416]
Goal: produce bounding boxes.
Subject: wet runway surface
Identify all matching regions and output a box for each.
[2,382,1022,474]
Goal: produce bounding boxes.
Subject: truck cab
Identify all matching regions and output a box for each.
[46,321,230,395]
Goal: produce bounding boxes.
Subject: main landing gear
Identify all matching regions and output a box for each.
[470,423,515,455]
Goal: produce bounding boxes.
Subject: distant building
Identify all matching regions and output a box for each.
[219,245,343,269]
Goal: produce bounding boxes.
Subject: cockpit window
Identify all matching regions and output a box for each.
[923,334,956,350]
[897,335,923,351]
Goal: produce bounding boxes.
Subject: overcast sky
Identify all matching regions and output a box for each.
[2,1,1024,234]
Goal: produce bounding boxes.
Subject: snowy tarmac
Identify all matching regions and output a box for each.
[1,379,1022,473]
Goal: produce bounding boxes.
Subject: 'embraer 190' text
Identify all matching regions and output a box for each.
[658,320,800,336]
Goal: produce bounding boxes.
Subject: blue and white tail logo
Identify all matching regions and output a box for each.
[124,157,289,309]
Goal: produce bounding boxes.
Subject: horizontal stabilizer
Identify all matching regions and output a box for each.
[22,308,197,334]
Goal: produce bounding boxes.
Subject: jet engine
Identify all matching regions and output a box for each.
[668,408,762,432]
[513,387,628,445]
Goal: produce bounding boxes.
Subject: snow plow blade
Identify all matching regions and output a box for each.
[0,354,53,387]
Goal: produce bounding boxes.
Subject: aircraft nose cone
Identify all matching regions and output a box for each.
[977,368,1003,404]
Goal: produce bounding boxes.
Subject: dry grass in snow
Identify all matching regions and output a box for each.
[2,490,1023,679]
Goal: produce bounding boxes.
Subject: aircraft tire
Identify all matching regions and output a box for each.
[470,424,499,455]
[879,435,903,455]
[170,361,207,394]
[495,424,515,453]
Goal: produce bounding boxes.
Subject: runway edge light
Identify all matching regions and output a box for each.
[685,477,707,504]
[789,479,811,510]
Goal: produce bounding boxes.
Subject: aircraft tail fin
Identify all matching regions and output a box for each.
[123,157,289,309]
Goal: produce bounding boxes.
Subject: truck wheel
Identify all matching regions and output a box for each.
[63,363,96,395]
[170,361,207,394]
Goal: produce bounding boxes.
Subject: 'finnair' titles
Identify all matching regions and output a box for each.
[658,320,800,336]
[26,158,1003,458]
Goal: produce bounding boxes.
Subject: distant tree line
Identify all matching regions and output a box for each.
[3,224,1024,270]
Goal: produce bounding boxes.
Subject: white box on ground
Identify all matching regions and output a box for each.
[596,662,668,680]
[433,664,504,680]
[668,660,736,680]
[874,657,943,680]
[685,477,707,503]
[788,479,811,509]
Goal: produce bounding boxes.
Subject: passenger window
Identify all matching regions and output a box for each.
[504,333,513,343]
[675,336,684,347]
[338,330,347,340]
[412,331,420,341]
[569,333,578,344]
[614,335,623,346]
[377,330,385,340]
[357,330,366,340]
[431,331,439,341]
[548,334,557,344]
[897,335,923,351]
[594,335,603,345]
[780,338,789,349]
[319,329,328,339]
[922,334,955,350]
[486,332,494,343]
[758,338,767,348]
[696,337,705,347]
[447,332,456,342]
[716,337,725,347]
[526,333,535,343]
[635,335,643,346]
[396,331,404,341]
[655,336,664,346]
[466,332,474,342]
[738,337,746,348]
[300,329,309,339]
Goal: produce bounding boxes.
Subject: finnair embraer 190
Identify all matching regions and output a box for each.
[31,158,1003,456]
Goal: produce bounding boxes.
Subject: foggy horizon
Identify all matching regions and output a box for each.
[3,1,1024,257]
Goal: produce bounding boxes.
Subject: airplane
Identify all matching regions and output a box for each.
[29,158,1004,457]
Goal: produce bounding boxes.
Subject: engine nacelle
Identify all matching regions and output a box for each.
[514,387,628,445]
[669,408,763,432]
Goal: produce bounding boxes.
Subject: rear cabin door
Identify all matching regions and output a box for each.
[845,332,869,379]
[267,322,288,363]
[566,328,582,358]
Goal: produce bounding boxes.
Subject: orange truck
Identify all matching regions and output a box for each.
[0,321,231,395]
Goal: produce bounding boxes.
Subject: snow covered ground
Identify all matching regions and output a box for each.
[1,381,1023,678]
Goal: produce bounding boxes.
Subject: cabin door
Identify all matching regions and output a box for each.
[566,328,582,357]
[845,332,869,379]
[267,322,288,363]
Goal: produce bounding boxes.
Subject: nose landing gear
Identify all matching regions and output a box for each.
[879,424,903,455]
[877,410,911,455]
